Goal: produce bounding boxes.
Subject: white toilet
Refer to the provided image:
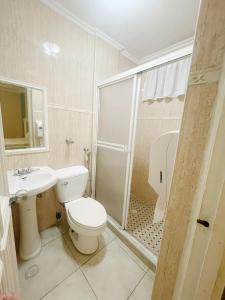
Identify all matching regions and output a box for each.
[55,166,107,254]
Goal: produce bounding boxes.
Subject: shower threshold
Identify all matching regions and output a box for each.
[107,215,158,270]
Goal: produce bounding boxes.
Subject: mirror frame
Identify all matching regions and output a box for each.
[0,77,49,156]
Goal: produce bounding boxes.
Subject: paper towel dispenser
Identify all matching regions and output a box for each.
[148,130,179,222]
[35,120,44,138]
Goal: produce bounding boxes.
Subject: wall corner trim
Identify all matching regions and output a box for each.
[139,37,194,64]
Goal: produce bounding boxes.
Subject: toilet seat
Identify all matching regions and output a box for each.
[66,197,107,230]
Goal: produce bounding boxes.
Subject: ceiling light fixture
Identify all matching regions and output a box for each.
[42,42,61,57]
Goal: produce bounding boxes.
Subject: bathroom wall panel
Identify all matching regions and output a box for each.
[95,38,136,81]
[118,54,136,74]
[5,108,92,169]
[0,0,135,246]
[95,38,121,81]
[132,117,182,203]
[131,80,184,204]
[0,0,95,112]
[138,97,184,119]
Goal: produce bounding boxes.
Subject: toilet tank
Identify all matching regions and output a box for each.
[55,166,89,203]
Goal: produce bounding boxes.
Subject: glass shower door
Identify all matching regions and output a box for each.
[95,76,138,227]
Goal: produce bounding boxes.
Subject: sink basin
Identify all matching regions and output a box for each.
[8,166,57,197]
[7,166,57,260]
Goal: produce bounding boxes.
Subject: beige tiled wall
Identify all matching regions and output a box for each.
[131,72,184,204]
[0,0,135,248]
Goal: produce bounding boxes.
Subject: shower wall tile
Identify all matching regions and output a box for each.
[131,70,184,203]
[131,117,182,203]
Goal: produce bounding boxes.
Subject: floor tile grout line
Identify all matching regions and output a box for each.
[39,269,78,300]
[78,236,148,300]
[79,267,99,300]
[61,233,94,266]
[35,230,79,299]
[38,233,79,299]
[39,225,68,249]
[126,271,147,300]
[36,235,99,299]
[80,236,116,267]
[115,238,149,272]
[20,227,142,300]
[76,236,119,299]
[75,235,118,299]
[17,234,65,274]
[40,235,61,248]
[41,226,116,264]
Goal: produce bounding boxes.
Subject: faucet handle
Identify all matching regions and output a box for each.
[13,169,19,176]
[26,167,32,173]
[21,168,26,174]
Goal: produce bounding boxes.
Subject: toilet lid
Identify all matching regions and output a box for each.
[68,197,107,229]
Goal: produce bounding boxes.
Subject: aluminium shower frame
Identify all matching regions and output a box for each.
[91,44,193,254]
[93,73,141,230]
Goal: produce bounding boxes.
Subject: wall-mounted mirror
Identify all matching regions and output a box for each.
[0,79,48,154]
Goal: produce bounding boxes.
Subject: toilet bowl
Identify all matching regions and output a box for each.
[55,166,107,254]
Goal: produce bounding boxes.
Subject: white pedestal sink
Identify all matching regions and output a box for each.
[8,167,57,260]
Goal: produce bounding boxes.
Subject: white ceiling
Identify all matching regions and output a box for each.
[48,0,200,63]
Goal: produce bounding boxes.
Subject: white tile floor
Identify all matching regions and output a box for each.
[18,225,154,300]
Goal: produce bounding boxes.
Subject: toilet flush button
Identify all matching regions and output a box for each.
[63,181,68,186]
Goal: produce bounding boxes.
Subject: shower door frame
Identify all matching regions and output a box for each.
[92,45,193,232]
[92,74,141,229]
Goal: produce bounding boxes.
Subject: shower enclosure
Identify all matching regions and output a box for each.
[94,75,140,228]
[93,47,192,263]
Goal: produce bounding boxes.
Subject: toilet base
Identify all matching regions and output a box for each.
[69,228,99,254]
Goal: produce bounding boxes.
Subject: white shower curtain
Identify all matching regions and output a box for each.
[142,56,191,101]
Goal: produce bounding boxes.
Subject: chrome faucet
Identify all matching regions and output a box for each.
[13,167,36,176]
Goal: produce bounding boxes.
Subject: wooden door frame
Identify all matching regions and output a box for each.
[152,0,225,298]
[174,52,225,300]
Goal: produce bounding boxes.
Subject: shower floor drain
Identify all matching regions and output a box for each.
[25,264,39,280]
